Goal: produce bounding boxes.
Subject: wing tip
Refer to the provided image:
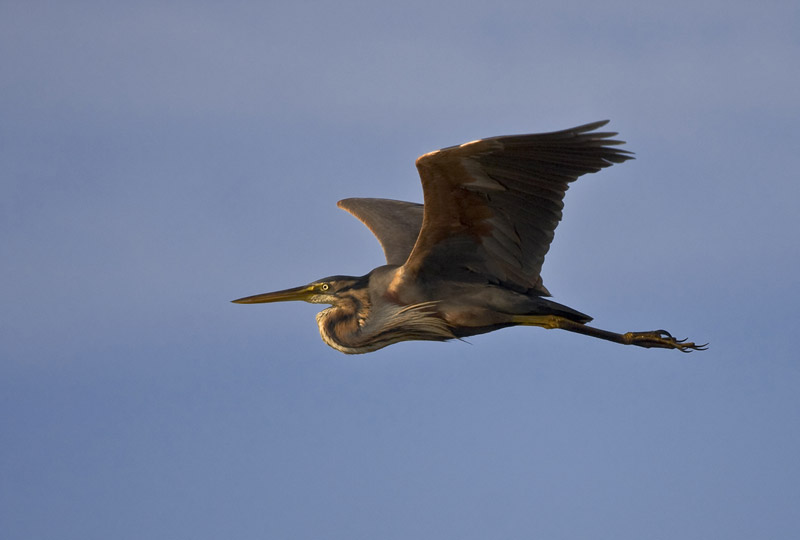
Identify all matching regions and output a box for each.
[576,119,611,132]
[337,198,356,211]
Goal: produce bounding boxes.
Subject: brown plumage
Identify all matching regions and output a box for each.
[233,121,707,354]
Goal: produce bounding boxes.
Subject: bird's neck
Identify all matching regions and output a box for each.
[315,298,455,354]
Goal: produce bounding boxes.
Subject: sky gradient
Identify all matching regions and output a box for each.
[2,1,799,539]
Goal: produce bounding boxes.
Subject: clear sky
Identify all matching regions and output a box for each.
[2,1,799,539]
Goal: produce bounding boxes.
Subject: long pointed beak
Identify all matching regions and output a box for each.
[231,284,315,304]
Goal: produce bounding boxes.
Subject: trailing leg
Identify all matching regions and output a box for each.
[511,315,707,352]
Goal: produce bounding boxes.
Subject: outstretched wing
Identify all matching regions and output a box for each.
[402,120,633,295]
[337,198,424,265]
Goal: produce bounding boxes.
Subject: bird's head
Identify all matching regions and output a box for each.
[232,275,367,306]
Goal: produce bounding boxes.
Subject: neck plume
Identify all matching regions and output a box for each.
[315,299,455,354]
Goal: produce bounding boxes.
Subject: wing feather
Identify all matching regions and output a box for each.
[337,198,423,265]
[401,120,633,295]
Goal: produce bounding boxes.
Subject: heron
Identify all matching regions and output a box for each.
[233,121,706,354]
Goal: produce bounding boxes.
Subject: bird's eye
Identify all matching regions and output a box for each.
[320,283,330,291]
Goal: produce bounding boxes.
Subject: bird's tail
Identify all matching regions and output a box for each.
[534,298,593,324]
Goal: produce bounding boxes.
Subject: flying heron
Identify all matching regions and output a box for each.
[233,121,706,354]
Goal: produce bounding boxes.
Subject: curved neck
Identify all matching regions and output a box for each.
[315,295,455,354]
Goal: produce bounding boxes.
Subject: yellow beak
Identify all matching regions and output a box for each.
[231,284,316,304]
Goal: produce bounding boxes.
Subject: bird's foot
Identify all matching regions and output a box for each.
[622,330,708,352]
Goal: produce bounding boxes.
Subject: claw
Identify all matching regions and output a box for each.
[624,330,708,352]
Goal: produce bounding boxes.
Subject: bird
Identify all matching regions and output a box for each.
[233,121,706,354]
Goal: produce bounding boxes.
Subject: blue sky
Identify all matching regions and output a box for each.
[2,1,799,538]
